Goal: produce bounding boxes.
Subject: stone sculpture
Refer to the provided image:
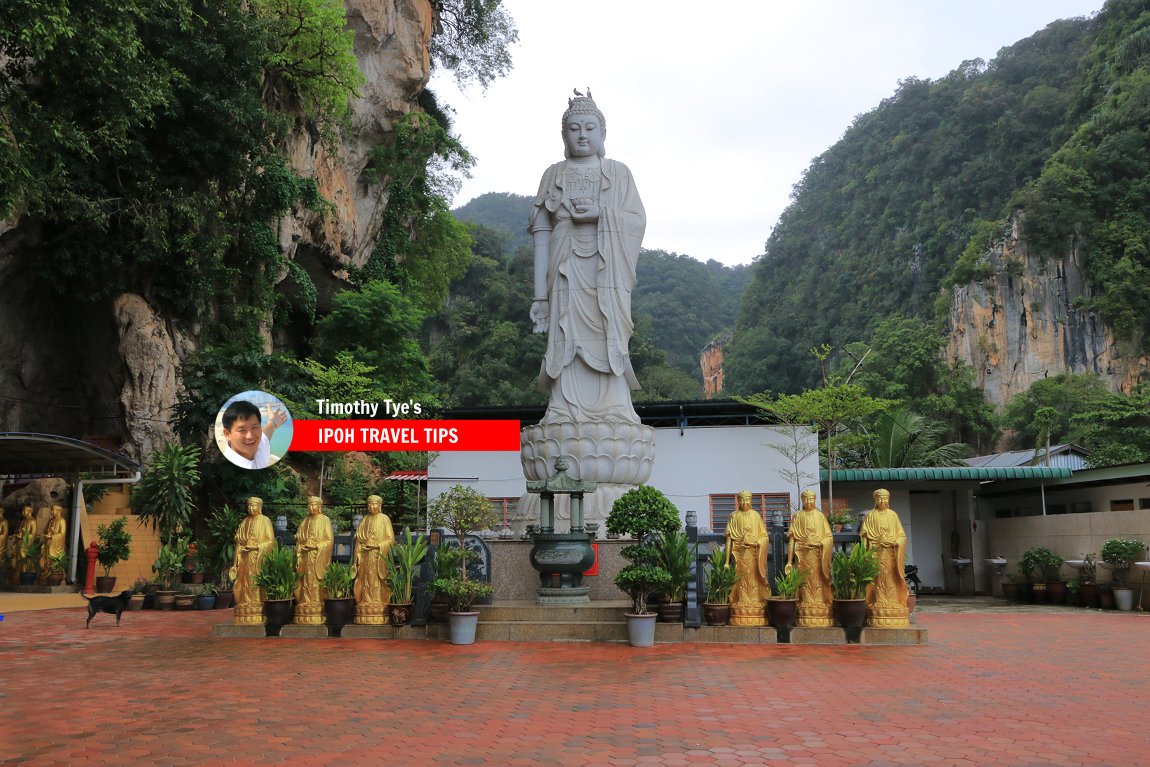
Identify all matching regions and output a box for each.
[519,90,655,528]
[352,494,395,625]
[294,496,334,625]
[786,489,834,628]
[725,490,770,626]
[859,488,910,628]
[230,496,275,625]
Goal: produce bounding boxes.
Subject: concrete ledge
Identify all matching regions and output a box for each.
[279,625,330,639]
[210,624,267,638]
[860,627,929,645]
[682,625,778,644]
[790,627,847,645]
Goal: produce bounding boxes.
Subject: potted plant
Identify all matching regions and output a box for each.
[1101,538,1146,611]
[255,543,299,633]
[45,551,69,586]
[606,485,680,647]
[431,577,495,644]
[654,528,693,624]
[128,579,148,611]
[703,547,738,626]
[428,485,500,645]
[1017,547,1042,603]
[386,529,428,626]
[203,504,245,597]
[1098,581,1115,609]
[152,540,186,609]
[214,574,235,609]
[321,561,356,632]
[767,565,807,633]
[831,542,879,631]
[174,587,197,610]
[1078,553,1098,608]
[828,512,853,533]
[1028,547,1065,604]
[196,584,217,610]
[18,532,41,585]
[429,546,465,623]
[95,516,132,593]
[130,443,200,546]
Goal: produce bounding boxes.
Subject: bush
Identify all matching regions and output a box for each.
[607,486,680,614]
[95,516,132,577]
[831,543,879,600]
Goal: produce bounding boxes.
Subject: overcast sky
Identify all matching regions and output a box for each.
[430,0,1105,267]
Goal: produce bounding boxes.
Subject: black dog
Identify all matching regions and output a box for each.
[82,590,134,628]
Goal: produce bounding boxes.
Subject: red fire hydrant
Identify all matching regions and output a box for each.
[83,541,99,595]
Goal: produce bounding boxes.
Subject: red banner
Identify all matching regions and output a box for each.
[290,420,521,452]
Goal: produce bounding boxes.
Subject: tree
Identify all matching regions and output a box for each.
[1001,373,1110,448]
[428,485,498,580]
[131,444,202,545]
[431,0,519,90]
[738,393,819,512]
[866,409,968,468]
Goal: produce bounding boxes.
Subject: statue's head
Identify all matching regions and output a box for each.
[307,496,322,515]
[22,506,32,518]
[736,490,752,508]
[247,496,263,515]
[873,488,890,507]
[367,495,382,513]
[562,91,606,159]
[51,505,63,517]
[800,489,817,508]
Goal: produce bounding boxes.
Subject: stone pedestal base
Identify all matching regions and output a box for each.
[729,604,766,627]
[211,624,266,638]
[537,586,590,605]
[355,602,386,625]
[233,602,264,625]
[796,604,834,628]
[293,603,325,625]
[279,624,330,638]
[867,604,910,628]
[790,627,846,645]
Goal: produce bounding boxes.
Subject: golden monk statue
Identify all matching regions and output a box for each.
[725,490,770,626]
[229,496,275,625]
[0,512,8,581]
[293,495,334,625]
[786,489,835,627]
[13,506,37,584]
[859,488,910,628]
[352,494,395,625]
[40,504,67,583]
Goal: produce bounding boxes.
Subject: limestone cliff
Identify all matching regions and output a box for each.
[0,1,436,460]
[700,334,729,399]
[945,214,1145,409]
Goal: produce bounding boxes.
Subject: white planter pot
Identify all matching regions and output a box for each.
[448,611,480,644]
[625,613,657,647]
[1113,587,1135,612]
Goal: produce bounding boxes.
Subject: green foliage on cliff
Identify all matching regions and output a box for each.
[728,0,1150,401]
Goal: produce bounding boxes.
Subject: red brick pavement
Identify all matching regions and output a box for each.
[2,607,1148,766]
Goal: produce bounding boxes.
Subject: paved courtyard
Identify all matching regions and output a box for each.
[2,600,1149,766]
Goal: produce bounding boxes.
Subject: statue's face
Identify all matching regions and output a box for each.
[308,498,322,516]
[801,492,816,510]
[247,498,262,516]
[22,507,32,519]
[874,492,890,510]
[564,115,603,158]
[367,497,381,514]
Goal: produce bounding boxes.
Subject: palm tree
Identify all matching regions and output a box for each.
[868,408,968,468]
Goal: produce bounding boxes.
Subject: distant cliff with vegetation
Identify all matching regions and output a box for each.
[727,0,1150,413]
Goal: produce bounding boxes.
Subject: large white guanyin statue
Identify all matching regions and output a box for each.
[517,90,655,529]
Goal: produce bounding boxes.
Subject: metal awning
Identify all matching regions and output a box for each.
[384,471,427,481]
[0,433,140,479]
[821,466,1073,482]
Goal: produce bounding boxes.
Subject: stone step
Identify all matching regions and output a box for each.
[477,601,630,623]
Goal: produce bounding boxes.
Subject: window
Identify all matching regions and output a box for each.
[1140,498,1150,510]
[1046,503,1067,515]
[1070,501,1092,514]
[486,497,519,529]
[1110,499,1134,512]
[708,493,790,531]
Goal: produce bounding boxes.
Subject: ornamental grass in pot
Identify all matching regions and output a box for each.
[655,528,693,624]
[767,565,807,633]
[386,530,428,626]
[831,543,879,630]
[255,543,299,634]
[321,561,356,631]
[703,547,737,626]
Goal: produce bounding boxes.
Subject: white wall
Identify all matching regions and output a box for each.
[428,423,821,527]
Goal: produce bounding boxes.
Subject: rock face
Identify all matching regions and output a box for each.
[946,215,1144,409]
[700,335,728,399]
[0,1,435,462]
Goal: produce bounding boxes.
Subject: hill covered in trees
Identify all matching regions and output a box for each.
[727,0,1150,405]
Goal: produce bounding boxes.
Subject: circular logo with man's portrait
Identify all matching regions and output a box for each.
[214,391,293,470]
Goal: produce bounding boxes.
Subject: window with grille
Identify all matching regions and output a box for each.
[486,497,518,529]
[708,493,790,531]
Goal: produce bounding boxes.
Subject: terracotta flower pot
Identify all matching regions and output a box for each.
[94,575,117,593]
[214,590,234,609]
[127,593,146,611]
[154,590,177,610]
[766,598,798,630]
[387,602,413,626]
[703,603,730,626]
[656,601,684,624]
[834,598,867,629]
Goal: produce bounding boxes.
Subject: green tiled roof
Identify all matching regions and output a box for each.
[820,466,1073,482]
